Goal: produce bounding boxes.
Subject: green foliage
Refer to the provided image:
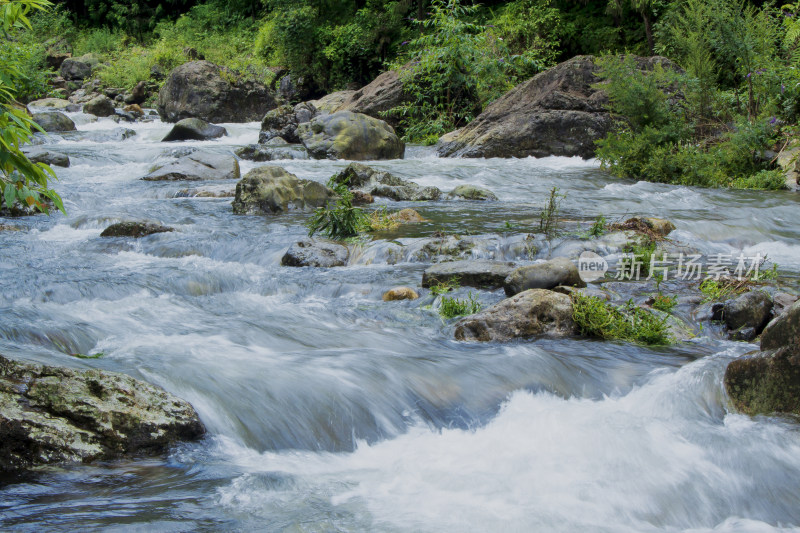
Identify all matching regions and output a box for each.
[0,39,50,101]
[388,0,517,144]
[1,0,63,215]
[538,186,564,238]
[439,291,481,319]
[306,180,369,240]
[698,277,749,302]
[588,215,606,237]
[430,277,461,296]
[651,293,677,313]
[572,293,671,345]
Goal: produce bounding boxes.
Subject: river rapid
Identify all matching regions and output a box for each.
[1,113,800,532]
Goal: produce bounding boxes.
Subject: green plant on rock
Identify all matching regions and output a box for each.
[430,276,461,296]
[572,292,671,345]
[306,181,368,240]
[588,215,607,237]
[652,293,677,313]
[439,291,481,319]
[1,0,64,215]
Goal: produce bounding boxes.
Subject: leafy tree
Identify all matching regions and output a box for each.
[1,0,64,214]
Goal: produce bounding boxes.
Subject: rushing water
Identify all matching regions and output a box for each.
[1,112,800,532]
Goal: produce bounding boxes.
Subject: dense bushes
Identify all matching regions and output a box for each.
[594,0,799,191]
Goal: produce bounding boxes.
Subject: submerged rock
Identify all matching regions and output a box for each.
[100,222,174,238]
[422,260,516,290]
[281,239,349,267]
[504,257,586,296]
[162,118,228,142]
[235,144,307,161]
[297,111,404,160]
[331,163,440,201]
[448,185,498,201]
[383,287,420,301]
[22,147,70,167]
[32,111,76,132]
[455,289,577,342]
[143,152,240,181]
[437,55,677,159]
[0,354,204,471]
[232,166,334,215]
[157,61,277,123]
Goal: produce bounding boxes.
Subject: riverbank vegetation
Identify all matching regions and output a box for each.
[5,0,800,191]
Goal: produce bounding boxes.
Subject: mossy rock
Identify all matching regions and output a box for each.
[232,166,335,215]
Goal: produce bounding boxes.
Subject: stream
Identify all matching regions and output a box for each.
[1,112,800,532]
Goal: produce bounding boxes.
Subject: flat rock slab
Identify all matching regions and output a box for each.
[100,222,174,238]
[143,152,240,181]
[22,147,70,167]
[281,239,349,267]
[422,260,516,289]
[0,354,204,471]
[504,257,586,296]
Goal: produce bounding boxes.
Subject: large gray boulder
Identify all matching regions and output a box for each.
[232,166,335,215]
[504,257,586,296]
[281,239,349,267]
[330,162,439,201]
[259,102,318,144]
[454,289,577,342]
[0,354,204,471]
[28,98,74,110]
[59,54,97,81]
[297,111,404,160]
[335,69,406,127]
[143,152,240,181]
[725,344,800,417]
[437,55,677,159]
[162,118,228,142]
[157,61,277,123]
[83,95,116,117]
[422,260,515,290]
[309,90,357,114]
[33,111,76,132]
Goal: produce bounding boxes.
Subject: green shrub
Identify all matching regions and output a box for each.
[306,182,368,240]
[588,215,606,237]
[439,292,481,319]
[572,293,671,345]
[652,293,677,313]
[73,27,125,57]
[538,185,565,238]
[430,277,461,296]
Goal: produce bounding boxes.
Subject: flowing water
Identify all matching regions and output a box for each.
[1,113,800,532]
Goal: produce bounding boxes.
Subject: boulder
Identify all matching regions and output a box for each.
[383,287,420,301]
[281,239,349,267]
[773,293,799,317]
[157,61,277,123]
[504,257,586,296]
[448,185,498,201]
[100,222,175,238]
[422,260,516,290]
[454,289,577,342]
[124,104,144,118]
[59,55,96,81]
[0,354,204,471]
[761,300,800,351]
[297,111,404,160]
[725,344,800,416]
[277,73,317,103]
[390,208,426,223]
[437,55,677,159]
[723,291,773,335]
[613,216,676,237]
[331,163,439,201]
[143,152,240,181]
[45,51,71,70]
[232,166,334,215]
[235,144,307,162]
[32,111,76,132]
[28,98,72,110]
[259,102,318,144]
[162,118,228,142]
[22,147,70,167]
[126,80,148,105]
[309,90,357,114]
[83,95,115,117]
[336,69,405,126]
